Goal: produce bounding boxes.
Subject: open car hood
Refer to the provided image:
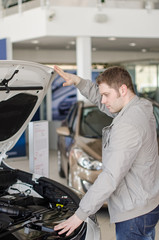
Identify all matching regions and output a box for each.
[0,61,101,240]
[0,60,55,160]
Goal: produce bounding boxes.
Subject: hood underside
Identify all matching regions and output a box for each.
[0,60,55,157]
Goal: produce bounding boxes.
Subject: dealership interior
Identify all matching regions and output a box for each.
[1,0,159,239]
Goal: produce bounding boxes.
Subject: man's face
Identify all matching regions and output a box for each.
[99,82,124,113]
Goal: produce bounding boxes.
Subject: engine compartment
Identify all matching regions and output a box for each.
[0,162,87,240]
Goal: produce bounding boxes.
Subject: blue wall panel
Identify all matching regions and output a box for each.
[0,38,7,60]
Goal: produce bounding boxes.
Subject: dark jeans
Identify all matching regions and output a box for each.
[115,205,159,240]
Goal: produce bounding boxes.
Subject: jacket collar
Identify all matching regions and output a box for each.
[112,95,139,124]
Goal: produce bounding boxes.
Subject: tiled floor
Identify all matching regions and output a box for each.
[8,150,159,240]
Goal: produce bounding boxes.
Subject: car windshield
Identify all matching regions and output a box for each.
[80,106,113,138]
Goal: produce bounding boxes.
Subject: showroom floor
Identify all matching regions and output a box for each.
[8,150,159,240]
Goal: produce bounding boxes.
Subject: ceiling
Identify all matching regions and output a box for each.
[13,36,159,53]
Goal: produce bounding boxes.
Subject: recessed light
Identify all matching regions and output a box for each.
[129,42,136,47]
[141,49,147,53]
[31,40,39,44]
[108,37,116,41]
[69,41,75,45]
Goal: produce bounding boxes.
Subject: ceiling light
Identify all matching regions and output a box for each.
[31,40,39,44]
[108,37,116,41]
[129,42,136,47]
[92,47,97,51]
[141,48,147,53]
[69,41,75,45]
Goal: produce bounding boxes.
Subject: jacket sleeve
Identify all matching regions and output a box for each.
[75,122,142,221]
[76,78,115,118]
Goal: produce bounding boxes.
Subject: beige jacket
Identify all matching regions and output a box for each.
[75,78,159,223]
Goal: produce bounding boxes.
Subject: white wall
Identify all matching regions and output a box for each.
[1,6,159,42]
[0,5,158,64]
[46,7,159,38]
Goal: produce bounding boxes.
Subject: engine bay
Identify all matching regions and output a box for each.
[0,163,86,240]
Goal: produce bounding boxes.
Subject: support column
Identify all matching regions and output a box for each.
[0,0,3,18]
[76,37,92,101]
[18,0,22,14]
[46,85,52,121]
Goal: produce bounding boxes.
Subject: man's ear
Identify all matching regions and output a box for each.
[119,84,127,96]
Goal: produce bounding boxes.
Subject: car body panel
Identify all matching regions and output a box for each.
[74,136,102,160]
[69,152,102,193]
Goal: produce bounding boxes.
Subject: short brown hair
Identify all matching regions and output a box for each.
[96,66,135,93]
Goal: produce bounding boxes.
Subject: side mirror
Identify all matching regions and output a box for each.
[56,126,70,136]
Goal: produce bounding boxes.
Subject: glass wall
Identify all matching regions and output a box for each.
[125,62,159,103]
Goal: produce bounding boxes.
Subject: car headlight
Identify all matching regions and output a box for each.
[74,148,102,170]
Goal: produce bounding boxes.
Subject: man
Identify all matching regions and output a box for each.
[54,65,159,240]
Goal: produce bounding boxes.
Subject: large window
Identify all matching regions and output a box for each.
[136,65,158,99]
[126,62,159,102]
